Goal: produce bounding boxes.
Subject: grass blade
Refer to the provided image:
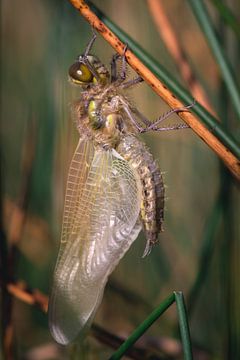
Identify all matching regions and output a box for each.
[187,0,240,121]
[108,293,175,359]
[210,0,240,40]
[187,197,222,315]
[174,292,193,360]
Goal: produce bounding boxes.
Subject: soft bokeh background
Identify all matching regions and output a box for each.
[1,0,239,359]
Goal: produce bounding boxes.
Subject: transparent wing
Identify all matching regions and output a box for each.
[48,140,141,345]
[59,137,95,254]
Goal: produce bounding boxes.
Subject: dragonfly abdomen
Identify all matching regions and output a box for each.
[117,135,164,256]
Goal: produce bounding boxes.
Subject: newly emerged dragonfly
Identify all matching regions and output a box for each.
[49,33,193,345]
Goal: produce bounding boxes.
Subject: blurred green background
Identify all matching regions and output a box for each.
[1,0,240,359]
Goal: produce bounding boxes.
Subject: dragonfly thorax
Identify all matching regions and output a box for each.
[73,87,136,149]
[85,95,127,148]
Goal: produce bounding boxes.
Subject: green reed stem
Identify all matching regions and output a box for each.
[109,292,193,360]
[174,292,193,360]
[210,0,240,40]
[108,293,175,359]
[187,0,240,121]
[187,197,222,315]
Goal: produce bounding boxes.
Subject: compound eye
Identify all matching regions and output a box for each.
[68,62,93,84]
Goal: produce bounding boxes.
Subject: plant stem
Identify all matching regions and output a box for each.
[210,0,240,40]
[187,198,222,315]
[174,292,193,360]
[108,294,175,359]
[187,0,240,121]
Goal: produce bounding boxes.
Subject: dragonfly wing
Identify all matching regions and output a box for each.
[59,137,95,254]
[49,143,141,345]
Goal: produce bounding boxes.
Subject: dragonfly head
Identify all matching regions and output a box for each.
[69,55,109,87]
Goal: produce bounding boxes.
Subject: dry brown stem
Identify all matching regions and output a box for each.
[7,282,48,313]
[68,0,240,180]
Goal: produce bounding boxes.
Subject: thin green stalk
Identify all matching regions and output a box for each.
[88,1,240,159]
[108,293,175,360]
[174,292,193,360]
[187,0,240,121]
[218,25,237,355]
[210,0,240,40]
[187,198,222,315]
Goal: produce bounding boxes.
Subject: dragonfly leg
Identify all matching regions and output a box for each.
[120,45,144,88]
[110,44,128,82]
[111,45,143,87]
[78,31,100,81]
[84,29,97,57]
[121,100,195,133]
[111,53,121,82]
[121,76,143,89]
[141,101,195,133]
[130,106,152,127]
[121,103,145,132]
[148,124,190,132]
[120,44,128,80]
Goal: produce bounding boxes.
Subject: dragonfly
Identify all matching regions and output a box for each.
[48,32,193,345]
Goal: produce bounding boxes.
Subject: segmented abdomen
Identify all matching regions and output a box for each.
[117,135,164,256]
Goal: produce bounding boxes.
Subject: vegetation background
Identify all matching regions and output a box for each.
[1,0,239,359]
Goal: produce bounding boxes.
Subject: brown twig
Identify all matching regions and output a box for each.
[147,0,215,115]
[68,0,240,181]
[7,282,48,313]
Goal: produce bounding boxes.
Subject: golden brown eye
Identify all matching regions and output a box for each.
[68,62,93,84]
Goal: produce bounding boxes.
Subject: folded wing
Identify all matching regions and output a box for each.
[49,138,141,344]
